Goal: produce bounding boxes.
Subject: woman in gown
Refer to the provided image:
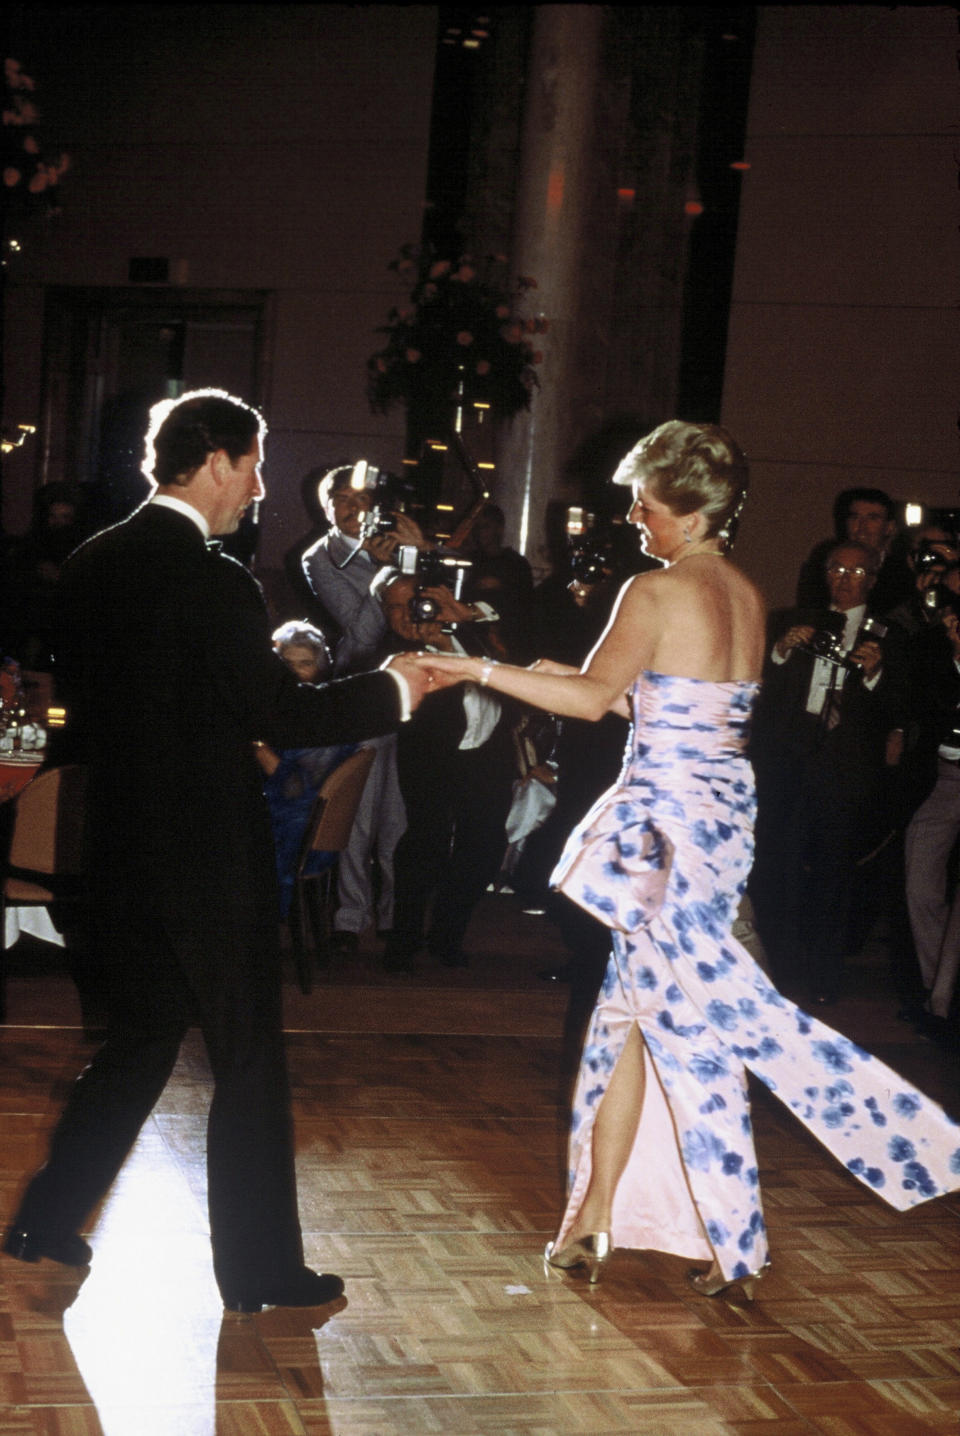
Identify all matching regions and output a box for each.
[419,421,960,1300]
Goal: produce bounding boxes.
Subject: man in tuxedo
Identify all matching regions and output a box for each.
[373,571,516,972]
[2,390,428,1312]
[750,541,904,1001]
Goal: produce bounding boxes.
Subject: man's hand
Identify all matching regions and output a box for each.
[851,637,883,679]
[410,651,478,690]
[392,512,430,548]
[362,512,432,566]
[364,532,401,564]
[775,624,815,659]
[417,585,478,625]
[384,652,433,711]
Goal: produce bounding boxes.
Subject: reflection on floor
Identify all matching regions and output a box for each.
[2,895,960,1435]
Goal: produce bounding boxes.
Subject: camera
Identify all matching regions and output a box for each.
[565,507,613,586]
[397,544,473,623]
[915,540,948,572]
[798,613,886,670]
[350,459,418,539]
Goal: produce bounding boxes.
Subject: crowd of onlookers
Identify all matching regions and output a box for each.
[4,472,960,1044]
[750,488,960,1041]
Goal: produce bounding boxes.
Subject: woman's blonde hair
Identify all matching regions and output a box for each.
[614,420,748,549]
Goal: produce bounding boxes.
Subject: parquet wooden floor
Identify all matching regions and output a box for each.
[2,897,960,1435]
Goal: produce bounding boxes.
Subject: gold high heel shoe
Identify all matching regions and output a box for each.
[544,1232,612,1285]
[687,1263,766,1303]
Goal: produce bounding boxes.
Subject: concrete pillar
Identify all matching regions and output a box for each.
[495,5,606,575]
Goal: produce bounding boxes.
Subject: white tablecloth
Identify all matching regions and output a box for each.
[3,905,65,950]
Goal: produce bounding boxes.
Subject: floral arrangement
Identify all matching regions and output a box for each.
[3,58,70,215]
[367,245,545,424]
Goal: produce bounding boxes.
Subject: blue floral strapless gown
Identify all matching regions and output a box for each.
[550,671,960,1281]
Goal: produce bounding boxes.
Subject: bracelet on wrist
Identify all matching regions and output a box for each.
[479,659,498,687]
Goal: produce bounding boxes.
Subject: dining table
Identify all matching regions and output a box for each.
[1,745,64,950]
[0,750,45,804]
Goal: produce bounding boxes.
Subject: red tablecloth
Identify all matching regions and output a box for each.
[0,755,44,804]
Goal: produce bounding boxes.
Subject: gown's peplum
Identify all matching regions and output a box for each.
[550,670,960,1280]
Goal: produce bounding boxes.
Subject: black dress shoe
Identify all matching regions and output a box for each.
[222,1265,345,1314]
[3,1226,92,1267]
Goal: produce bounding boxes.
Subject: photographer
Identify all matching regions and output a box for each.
[902,598,960,1039]
[750,541,906,1002]
[884,523,958,638]
[300,465,496,953]
[372,568,516,972]
[301,464,432,676]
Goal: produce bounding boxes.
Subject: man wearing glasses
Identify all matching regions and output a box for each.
[750,541,905,1004]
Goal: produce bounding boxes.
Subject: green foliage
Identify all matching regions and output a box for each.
[367,245,544,423]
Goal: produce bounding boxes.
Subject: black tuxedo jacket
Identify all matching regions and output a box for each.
[52,502,400,965]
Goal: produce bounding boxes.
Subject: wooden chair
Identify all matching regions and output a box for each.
[288,746,375,993]
[1,764,87,1021]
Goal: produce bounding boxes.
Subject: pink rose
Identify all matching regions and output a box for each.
[4,166,22,187]
[456,331,474,346]
[405,348,422,363]
[23,135,38,155]
[429,259,452,278]
[454,265,476,282]
[495,304,510,319]
[28,171,48,193]
[501,323,522,344]
[475,360,491,375]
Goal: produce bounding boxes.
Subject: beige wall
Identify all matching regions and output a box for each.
[722,5,959,611]
[3,5,436,578]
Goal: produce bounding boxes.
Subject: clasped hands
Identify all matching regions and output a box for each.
[404,651,578,693]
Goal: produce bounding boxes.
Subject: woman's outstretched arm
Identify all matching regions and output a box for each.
[419,573,658,721]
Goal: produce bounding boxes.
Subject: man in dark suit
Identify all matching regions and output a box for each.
[750,541,904,1002]
[2,390,427,1313]
[796,487,913,615]
[372,571,516,973]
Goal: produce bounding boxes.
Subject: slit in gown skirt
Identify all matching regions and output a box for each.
[550,670,960,1282]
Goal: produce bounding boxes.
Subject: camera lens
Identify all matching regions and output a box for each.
[411,591,440,622]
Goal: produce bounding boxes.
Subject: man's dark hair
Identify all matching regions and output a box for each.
[143,388,265,488]
[833,487,895,534]
[317,465,356,513]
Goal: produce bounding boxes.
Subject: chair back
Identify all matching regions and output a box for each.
[298,746,375,869]
[7,765,87,877]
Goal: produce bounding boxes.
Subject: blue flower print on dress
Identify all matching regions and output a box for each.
[547,671,960,1286]
[706,1000,739,1031]
[902,1161,938,1197]
[812,1040,856,1074]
